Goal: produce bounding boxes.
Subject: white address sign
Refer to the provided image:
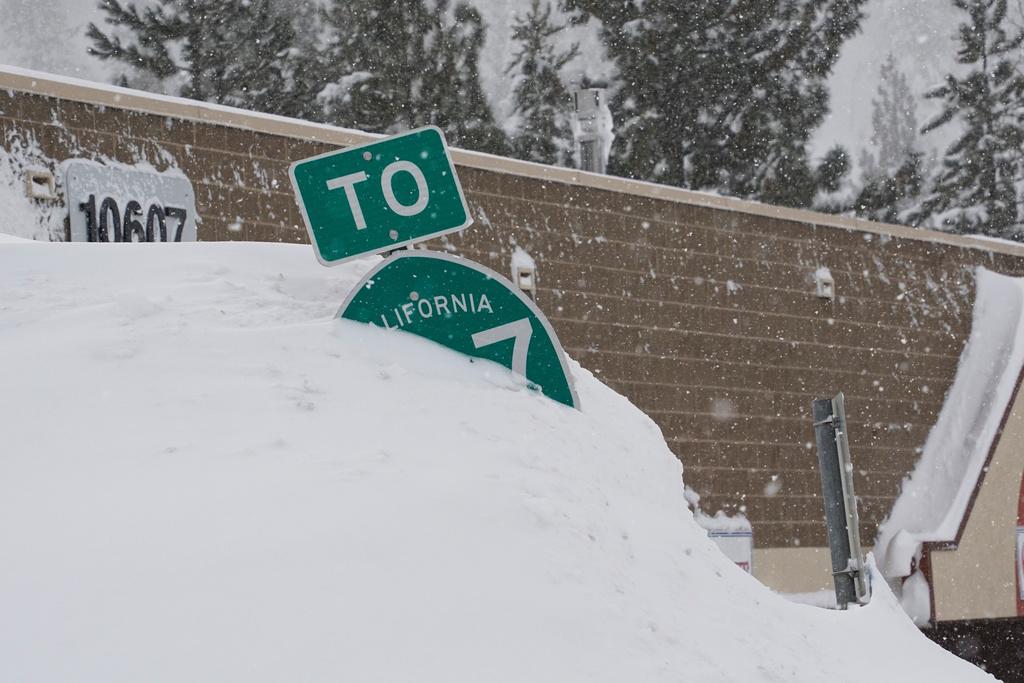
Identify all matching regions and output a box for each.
[64,161,198,243]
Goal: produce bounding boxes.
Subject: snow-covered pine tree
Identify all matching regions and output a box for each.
[861,55,919,181]
[854,154,924,224]
[561,0,866,208]
[813,145,856,213]
[88,0,303,116]
[505,0,579,166]
[759,145,855,213]
[913,0,1024,239]
[853,54,924,223]
[318,0,507,154]
[318,1,432,134]
[418,1,509,155]
[281,1,334,123]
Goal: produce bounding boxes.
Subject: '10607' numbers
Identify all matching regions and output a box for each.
[79,194,189,243]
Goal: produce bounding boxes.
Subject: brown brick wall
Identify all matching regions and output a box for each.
[3,85,1022,549]
[445,179,1014,548]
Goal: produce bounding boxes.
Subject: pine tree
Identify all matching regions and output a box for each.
[318,0,507,154]
[88,0,304,116]
[854,55,924,223]
[318,1,432,134]
[861,55,919,180]
[281,1,333,123]
[854,153,924,224]
[817,146,850,193]
[760,151,818,209]
[813,145,856,213]
[913,0,1024,239]
[561,0,867,208]
[418,2,509,155]
[505,0,579,166]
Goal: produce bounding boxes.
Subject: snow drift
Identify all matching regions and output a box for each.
[0,238,994,682]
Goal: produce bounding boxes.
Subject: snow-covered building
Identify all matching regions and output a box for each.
[3,64,1024,676]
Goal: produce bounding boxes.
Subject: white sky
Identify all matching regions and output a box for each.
[810,0,964,169]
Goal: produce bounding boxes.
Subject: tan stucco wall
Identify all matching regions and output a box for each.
[931,388,1024,621]
[753,546,834,593]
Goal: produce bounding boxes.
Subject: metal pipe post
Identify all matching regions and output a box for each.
[812,397,858,608]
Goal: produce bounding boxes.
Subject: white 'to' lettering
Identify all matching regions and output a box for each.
[381,161,429,217]
[326,161,430,231]
[325,171,369,230]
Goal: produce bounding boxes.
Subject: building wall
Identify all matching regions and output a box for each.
[4,68,1024,554]
[930,380,1024,622]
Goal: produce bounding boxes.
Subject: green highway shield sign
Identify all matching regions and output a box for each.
[339,251,579,409]
[290,126,472,265]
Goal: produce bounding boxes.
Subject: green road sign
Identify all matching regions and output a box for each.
[339,251,579,409]
[289,126,472,265]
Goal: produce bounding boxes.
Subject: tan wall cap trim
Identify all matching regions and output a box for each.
[4,63,1024,259]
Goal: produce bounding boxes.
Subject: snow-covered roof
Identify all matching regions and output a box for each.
[876,268,1024,578]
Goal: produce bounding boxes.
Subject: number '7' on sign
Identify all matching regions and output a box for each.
[472,319,532,376]
[338,251,580,409]
[289,126,473,266]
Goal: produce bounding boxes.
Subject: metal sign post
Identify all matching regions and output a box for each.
[812,392,869,608]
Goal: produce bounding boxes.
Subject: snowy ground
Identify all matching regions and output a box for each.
[0,238,996,681]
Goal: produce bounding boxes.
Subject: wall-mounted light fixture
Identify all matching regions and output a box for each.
[25,168,58,201]
[511,247,537,301]
[815,266,835,301]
